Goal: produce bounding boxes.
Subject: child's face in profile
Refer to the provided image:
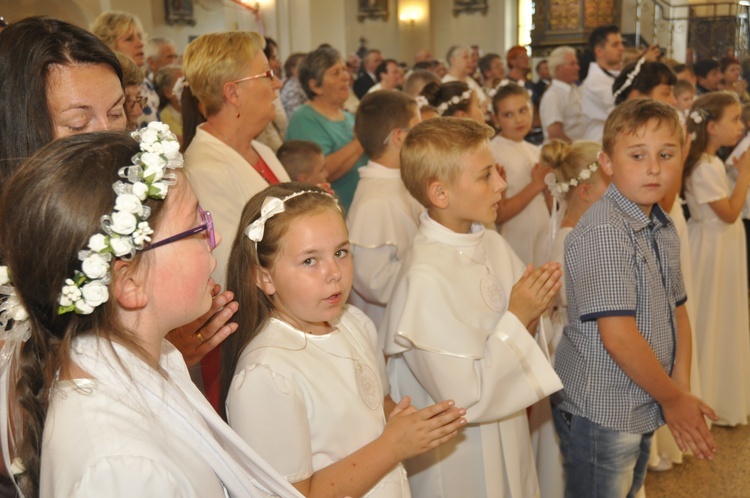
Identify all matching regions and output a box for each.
[305,153,329,185]
[259,207,353,335]
[709,102,744,148]
[675,91,695,113]
[599,120,682,215]
[645,84,676,107]
[493,94,532,142]
[441,142,506,233]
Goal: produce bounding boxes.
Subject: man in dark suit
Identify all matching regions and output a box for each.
[354,49,383,99]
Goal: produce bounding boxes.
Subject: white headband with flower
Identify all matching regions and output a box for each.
[436,89,473,116]
[245,190,337,247]
[612,57,646,100]
[58,122,183,315]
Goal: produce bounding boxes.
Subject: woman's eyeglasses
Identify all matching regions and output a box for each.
[233,70,276,85]
[125,96,148,110]
[144,206,216,251]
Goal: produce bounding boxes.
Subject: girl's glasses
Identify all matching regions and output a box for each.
[144,206,216,251]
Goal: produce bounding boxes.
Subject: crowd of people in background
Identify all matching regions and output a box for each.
[0,10,749,498]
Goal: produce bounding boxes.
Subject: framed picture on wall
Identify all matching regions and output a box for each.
[165,0,197,26]
[453,0,489,16]
[358,0,389,22]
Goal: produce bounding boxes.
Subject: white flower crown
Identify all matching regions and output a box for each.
[0,268,31,368]
[545,160,600,198]
[58,122,183,315]
[245,190,337,247]
[612,57,646,100]
[436,89,473,116]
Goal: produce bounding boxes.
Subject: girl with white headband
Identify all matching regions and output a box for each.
[220,182,467,497]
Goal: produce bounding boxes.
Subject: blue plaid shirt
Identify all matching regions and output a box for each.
[555,183,686,434]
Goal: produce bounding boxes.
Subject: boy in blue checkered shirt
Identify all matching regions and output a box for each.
[552,99,718,498]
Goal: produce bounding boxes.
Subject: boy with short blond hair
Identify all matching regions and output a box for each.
[347,90,423,327]
[554,99,717,498]
[381,116,564,498]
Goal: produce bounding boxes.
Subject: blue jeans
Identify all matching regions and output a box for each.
[552,405,652,498]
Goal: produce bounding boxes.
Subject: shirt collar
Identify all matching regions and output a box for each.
[604,183,670,232]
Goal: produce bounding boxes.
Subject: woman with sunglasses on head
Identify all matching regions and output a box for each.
[181,31,290,408]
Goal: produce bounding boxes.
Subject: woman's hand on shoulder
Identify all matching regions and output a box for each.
[166,284,239,367]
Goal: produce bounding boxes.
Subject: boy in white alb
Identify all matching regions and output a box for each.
[347,91,423,327]
[381,117,564,498]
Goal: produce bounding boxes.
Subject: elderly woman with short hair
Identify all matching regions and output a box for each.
[91,11,145,67]
[285,46,366,210]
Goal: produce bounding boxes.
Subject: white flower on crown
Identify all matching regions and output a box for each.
[81,253,110,280]
[111,211,138,235]
[131,181,149,201]
[690,110,703,124]
[109,236,134,257]
[149,181,169,200]
[88,234,109,253]
[81,281,109,309]
[60,279,83,307]
[132,222,154,246]
[114,193,144,216]
[0,266,8,286]
[57,121,184,316]
[579,169,592,180]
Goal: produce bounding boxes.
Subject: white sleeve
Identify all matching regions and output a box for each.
[73,457,191,498]
[540,89,564,130]
[351,244,401,305]
[689,158,730,204]
[400,312,562,424]
[227,364,313,483]
[385,270,562,424]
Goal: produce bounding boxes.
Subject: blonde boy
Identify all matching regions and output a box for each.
[554,99,717,498]
[347,90,423,327]
[381,117,563,498]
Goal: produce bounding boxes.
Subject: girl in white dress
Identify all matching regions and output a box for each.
[684,92,750,427]
[531,140,607,498]
[220,182,467,498]
[0,126,302,498]
[489,83,551,266]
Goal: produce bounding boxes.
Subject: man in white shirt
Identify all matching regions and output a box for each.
[540,46,584,143]
[581,25,624,141]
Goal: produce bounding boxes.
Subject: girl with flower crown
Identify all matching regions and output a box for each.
[220,182,467,497]
[0,126,302,498]
[489,82,552,267]
[420,80,485,123]
[529,140,607,498]
[684,92,750,427]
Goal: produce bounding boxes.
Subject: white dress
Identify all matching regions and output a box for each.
[685,154,750,426]
[347,161,424,328]
[41,335,301,498]
[490,135,550,266]
[226,306,410,497]
[647,199,704,465]
[529,226,570,498]
[184,125,291,288]
[381,213,563,498]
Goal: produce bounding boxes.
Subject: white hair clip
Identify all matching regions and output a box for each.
[415,95,430,110]
[689,109,708,124]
